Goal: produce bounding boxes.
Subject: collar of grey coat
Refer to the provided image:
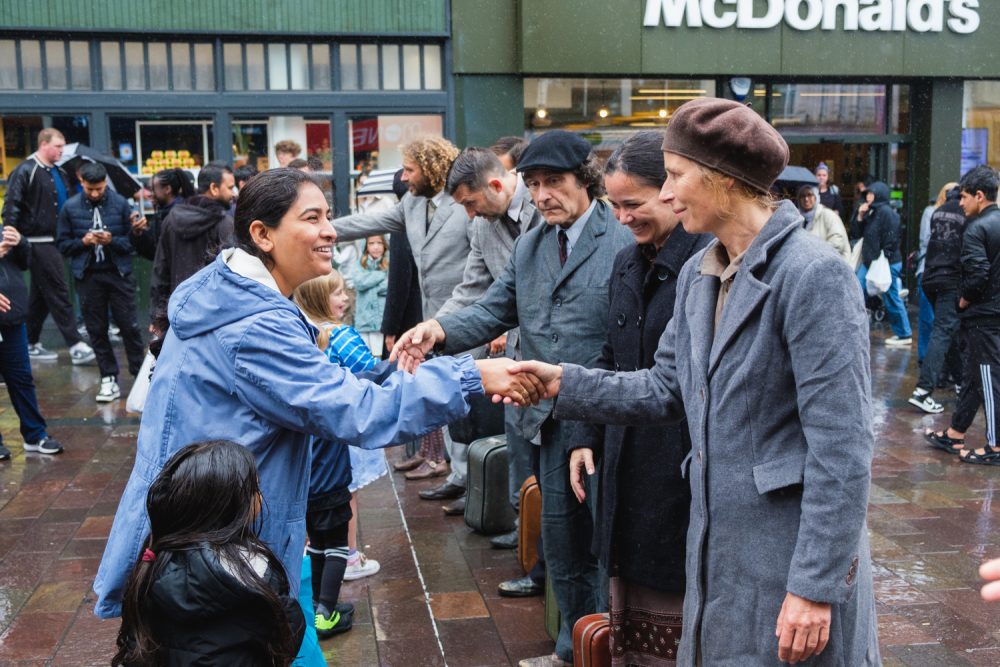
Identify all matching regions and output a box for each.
[621,225,702,300]
[695,200,805,379]
[543,198,611,289]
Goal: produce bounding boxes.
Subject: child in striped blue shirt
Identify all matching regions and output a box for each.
[294,271,386,584]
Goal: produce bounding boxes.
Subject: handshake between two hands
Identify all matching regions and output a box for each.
[388,319,563,407]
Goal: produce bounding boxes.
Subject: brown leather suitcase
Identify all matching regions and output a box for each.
[573,613,610,667]
[517,474,541,573]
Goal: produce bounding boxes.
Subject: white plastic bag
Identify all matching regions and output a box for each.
[126,352,155,413]
[866,251,892,296]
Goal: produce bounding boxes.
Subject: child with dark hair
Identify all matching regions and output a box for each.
[112,440,304,666]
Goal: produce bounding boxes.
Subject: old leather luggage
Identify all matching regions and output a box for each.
[573,613,610,667]
[464,435,516,534]
[518,474,541,573]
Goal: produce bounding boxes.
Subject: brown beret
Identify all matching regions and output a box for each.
[662,97,789,193]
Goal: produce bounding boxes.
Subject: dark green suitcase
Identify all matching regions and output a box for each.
[464,435,517,534]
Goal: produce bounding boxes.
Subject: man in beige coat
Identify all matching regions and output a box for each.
[798,185,852,263]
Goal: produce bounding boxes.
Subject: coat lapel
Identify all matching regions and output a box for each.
[685,272,716,383]
[707,273,770,379]
[423,193,457,245]
[553,201,608,292]
[705,200,803,379]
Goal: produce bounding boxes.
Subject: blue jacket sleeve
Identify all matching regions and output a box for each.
[55,205,88,257]
[234,312,483,449]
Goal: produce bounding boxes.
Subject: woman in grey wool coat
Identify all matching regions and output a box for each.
[506,98,880,666]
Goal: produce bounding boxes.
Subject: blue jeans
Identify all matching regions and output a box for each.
[0,324,47,445]
[536,419,606,661]
[916,288,960,392]
[917,277,935,361]
[857,262,912,338]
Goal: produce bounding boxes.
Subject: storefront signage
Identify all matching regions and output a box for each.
[643,0,980,34]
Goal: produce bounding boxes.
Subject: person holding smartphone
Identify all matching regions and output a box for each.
[56,161,146,403]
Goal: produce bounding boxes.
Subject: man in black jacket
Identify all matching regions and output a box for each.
[925,165,1000,464]
[0,128,94,364]
[0,224,65,459]
[856,181,912,346]
[150,163,234,330]
[909,185,965,413]
[130,168,195,260]
[56,162,146,403]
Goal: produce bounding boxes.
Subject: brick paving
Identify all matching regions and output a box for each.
[2,323,1000,665]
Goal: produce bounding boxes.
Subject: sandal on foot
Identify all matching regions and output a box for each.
[959,446,1000,466]
[924,430,965,454]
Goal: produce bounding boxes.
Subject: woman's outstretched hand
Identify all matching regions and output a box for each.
[475,358,546,407]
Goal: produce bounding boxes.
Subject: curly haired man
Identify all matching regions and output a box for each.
[333,136,476,507]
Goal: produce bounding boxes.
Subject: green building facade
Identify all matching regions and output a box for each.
[3,0,999,247]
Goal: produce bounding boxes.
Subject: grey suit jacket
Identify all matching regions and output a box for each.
[334,192,472,317]
[554,201,879,666]
[437,199,634,442]
[436,197,543,357]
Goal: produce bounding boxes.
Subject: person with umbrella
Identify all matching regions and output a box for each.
[0,128,96,365]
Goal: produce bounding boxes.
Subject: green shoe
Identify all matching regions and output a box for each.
[315,604,353,639]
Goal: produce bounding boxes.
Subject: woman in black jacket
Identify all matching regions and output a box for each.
[570,131,710,666]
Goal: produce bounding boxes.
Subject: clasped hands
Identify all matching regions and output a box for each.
[388,320,564,407]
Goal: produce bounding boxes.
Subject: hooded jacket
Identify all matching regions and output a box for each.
[0,237,32,328]
[921,188,966,295]
[142,546,304,666]
[958,203,1000,324]
[151,195,234,317]
[860,182,902,266]
[55,190,136,279]
[94,249,482,619]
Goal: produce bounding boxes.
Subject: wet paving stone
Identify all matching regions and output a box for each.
[0,327,999,663]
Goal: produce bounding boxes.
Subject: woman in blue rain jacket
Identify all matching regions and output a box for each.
[94,169,534,619]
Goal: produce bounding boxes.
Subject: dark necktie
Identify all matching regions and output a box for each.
[504,214,520,240]
[426,200,437,232]
[558,229,569,267]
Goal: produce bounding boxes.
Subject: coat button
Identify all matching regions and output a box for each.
[658,270,669,281]
[551,333,558,343]
[636,315,643,327]
[617,314,626,327]
[554,297,562,307]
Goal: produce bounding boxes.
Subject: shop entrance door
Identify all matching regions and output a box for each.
[787,142,887,217]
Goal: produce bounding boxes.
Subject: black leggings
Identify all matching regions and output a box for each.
[306,521,350,612]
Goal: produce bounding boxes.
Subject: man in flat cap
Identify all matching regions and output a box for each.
[392,130,633,666]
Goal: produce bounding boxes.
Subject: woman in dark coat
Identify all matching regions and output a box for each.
[571,131,709,666]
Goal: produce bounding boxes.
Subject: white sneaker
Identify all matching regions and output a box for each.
[27,343,58,361]
[908,389,944,414]
[69,342,96,365]
[885,336,913,347]
[96,376,120,403]
[342,551,380,581]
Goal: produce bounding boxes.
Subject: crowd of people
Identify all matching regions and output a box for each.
[1,96,1000,666]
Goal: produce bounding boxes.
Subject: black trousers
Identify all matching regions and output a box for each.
[76,269,145,379]
[26,243,83,347]
[951,324,1000,447]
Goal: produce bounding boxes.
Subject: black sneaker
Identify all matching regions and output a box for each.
[23,437,64,455]
[315,602,353,638]
[0,444,10,461]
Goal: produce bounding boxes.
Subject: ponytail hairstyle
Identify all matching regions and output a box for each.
[234,168,323,268]
[361,234,389,271]
[293,271,346,350]
[152,168,196,200]
[604,130,667,190]
[112,441,297,667]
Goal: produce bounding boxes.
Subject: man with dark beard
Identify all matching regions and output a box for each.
[334,137,475,505]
